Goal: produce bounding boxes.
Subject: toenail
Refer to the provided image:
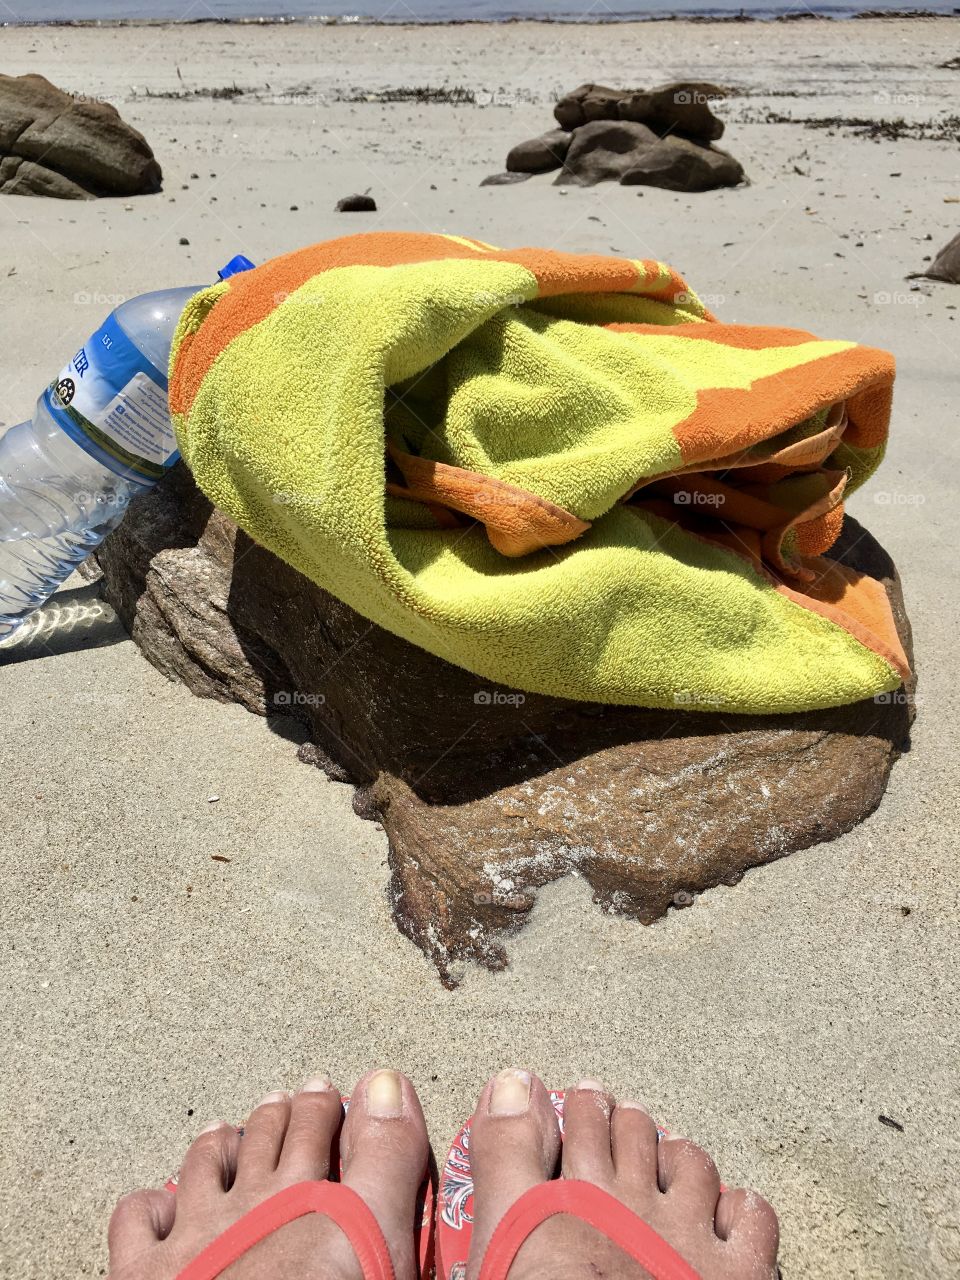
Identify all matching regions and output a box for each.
[490,1069,531,1116]
[575,1078,606,1092]
[367,1070,403,1118]
[199,1120,228,1134]
[301,1075,334,1093]
[257,1090,290,1106]
[619,1100,650,1112]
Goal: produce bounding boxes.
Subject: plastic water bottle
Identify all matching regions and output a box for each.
[0,254,254,640]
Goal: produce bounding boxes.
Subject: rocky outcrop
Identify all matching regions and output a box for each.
[498,80,744,192]
[0,73,161,199]
[557,81,727,141]
[94,466,914,986]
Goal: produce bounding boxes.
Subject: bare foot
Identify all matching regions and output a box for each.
[108,1070,429,1279]
[466,1072,779,1280]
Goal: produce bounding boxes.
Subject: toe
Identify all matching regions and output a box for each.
[715,1187,780,1269]
[175,1121,241,1205]
[610,1099,660,1186]
[466,1071,561,1276]
[233,1091,291,1187]
[468,1070,560,1190]
[341,1069,429,1183]
[560,1080,615,1183]
[340,1070,430,1270]
[657,1134,722,1216]
[108,1187,176,1268]
[276,1076,343,1183]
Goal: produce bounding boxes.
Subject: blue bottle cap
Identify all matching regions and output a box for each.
[218,254,256,280]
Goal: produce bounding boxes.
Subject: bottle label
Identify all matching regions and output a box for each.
[43,313,177,484]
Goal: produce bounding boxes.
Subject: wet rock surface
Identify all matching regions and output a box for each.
[95,466,914,985]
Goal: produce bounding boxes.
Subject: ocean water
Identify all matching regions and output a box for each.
[4,0,959,22]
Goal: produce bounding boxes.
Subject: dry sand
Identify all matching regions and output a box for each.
[1,17,959,1278]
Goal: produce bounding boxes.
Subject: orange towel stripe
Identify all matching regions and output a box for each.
[170,239,688,423]
[671,344,894,465]
[493,248,641,296]
[607,320,821,349]
[170,231,493,421]
[778,558,910,682]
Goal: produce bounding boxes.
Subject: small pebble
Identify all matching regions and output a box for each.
[336,193,376,212]
[179,237,190,246]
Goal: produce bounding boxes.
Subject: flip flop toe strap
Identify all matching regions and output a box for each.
[174,1181,395,1280]
[478,1180,702,1280]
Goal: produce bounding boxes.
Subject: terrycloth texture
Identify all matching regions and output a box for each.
[170,231,909,714]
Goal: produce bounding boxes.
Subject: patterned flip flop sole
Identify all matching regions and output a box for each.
[436,1089,670,1279]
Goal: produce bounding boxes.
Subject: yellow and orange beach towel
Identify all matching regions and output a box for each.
[169,231,909,714]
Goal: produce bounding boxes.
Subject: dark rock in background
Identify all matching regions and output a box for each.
[912,231,960,283]
[506,128,573,174]
[618,82,727,141]
[497,79,744,193]
[336,193,377,211]
[554,80,727,140]
[555,120,661,185]
[553,82,625,130]
[94,465,913,985]
[620,135,745,192]
[480,170,533,186]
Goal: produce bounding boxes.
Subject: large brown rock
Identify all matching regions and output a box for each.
[506,128,573,174]
[553,83,625,130]
[620,135,745,192]
[619,82,727,142]
[555,121,743,191]
[555,120,661,186]
[554,80,726,141]
[94,465,914,986]
[0,154,93,199]
[0,73,162,198]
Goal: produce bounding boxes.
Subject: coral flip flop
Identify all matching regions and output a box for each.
[436,1089,700,1280]
[163,1094,434,1280]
